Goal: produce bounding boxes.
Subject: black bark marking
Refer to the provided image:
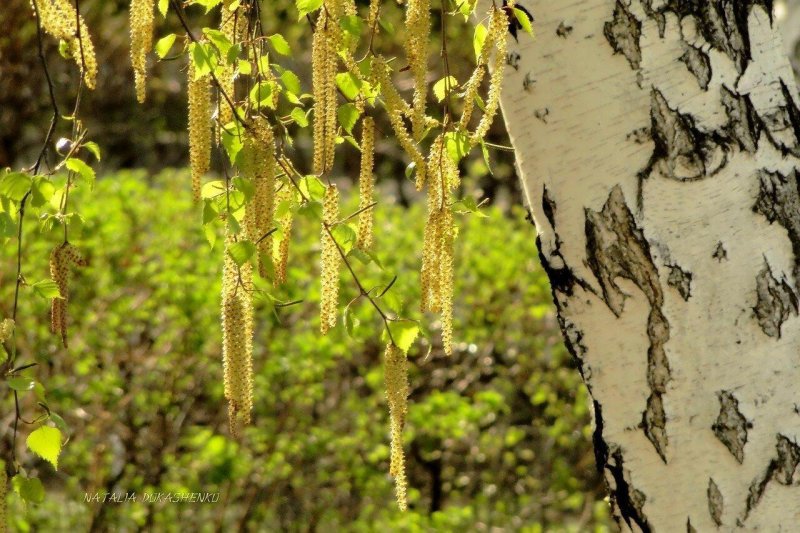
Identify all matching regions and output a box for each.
[506,51,521,70]
[585,186,671,462]
[707,478,724,526]
[753,260,798,338]
[780,79,800,153]
[592,402,653,533]
[712,242,728,261]
[686,517,697,533]
[711,390,751,463]
[648,89,728,181]
[721,86,761,153]
[534,108,550,123]
[556,21,574,38]
[648,1,774,72]
[604,1,643,71]
[753,170,794,230]
[680,44,712,90]
[627,127,651,145]
[667,264,693,301]
[744,434,800,520]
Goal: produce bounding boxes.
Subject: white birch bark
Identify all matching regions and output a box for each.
[490,0,800,530]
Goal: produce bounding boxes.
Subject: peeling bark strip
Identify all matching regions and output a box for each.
[604,1,643,70]
[753,260,799,338]
[753,169,800,282]
[711,390,750,463]
[680,44,712,90]
[707,478,724,526]
[585,187,671,462]
[745,434,800,519]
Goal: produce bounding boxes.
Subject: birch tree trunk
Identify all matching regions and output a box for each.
[491,0,800,529]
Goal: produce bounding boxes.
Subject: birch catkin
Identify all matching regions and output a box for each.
[0,460,6,533]
[0,320,13,343]
[49,243,86,348]
[405,0,430,141]
[356,117,376,249]
[471,7,508,144]
[129,0,155,103]
[273,187,294,286]
[320,185,341,334]
[222,233,254,437]
[33,0,98,89]
[188,60,211,200]
[312,10,337,175]
[241,118,277,277]
[384,342,409,511]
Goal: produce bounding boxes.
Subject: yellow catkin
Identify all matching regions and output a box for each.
[438,207,455,354]
[221,232,254,438]
[320,184,341,334]
[49,243,86,348]
[188,60,211,200]
[371,58,427,189]
[129,0,154,103]
[312,10,338,175]
[218,3,243,129]
[33,0,98,89]
[356,117,376,249]
[404,0,430,141]
[471,7,508,145]
[273,187,294,286]
[0,319,14,343]
[241,118,276,278]
[0,459,6,533]
[384,342,409,511]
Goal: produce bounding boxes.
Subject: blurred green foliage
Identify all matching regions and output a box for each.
[1,170,609,531]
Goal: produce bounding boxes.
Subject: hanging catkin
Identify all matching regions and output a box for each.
[129,0,154,103]
[221,231,254,437]
[384,342,409,511]
[371,58,427,189]
[49,243,86,348]
[218,3,242,128]
[0,319,13,343]
[320,184,341,334]
[188,60,211,200]
[33,0,98,89]
[311,10,337,175]
[471,6,508,145]
[356,117,376,249]
[273,187,294,286]
[241,118,277,278]
[0,459,6,533]
[404,0,430,141]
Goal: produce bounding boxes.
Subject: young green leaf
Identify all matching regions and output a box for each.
[7,377,35,392]
[0,171,32,202]
[155,34,177,59]
[227,240,256,267]
[433,76,458,102]
[267,34,291,56]
[158,0,169,17]
[31,279,62,299]
[337,103,361,134]
[473,23,487,61]
[513,7,534,35]
[26,425,63,470]
[296,0,323,20]
[387,320,419,354]
[12,475,44,504]
[65,158,96,186]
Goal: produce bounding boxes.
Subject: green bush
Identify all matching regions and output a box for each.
[1,170,609,531]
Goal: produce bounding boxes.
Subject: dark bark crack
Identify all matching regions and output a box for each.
[592,401,653,533]
[648,89,728,181]
[585,186,671,462]
[753,171,800,265]
[667,264,693,301]
[711,390,751,464]
[707,477,724,526]
[721,86,761,153]
[712,242,728,261]
[744,434,800,520]
[753,260,798,339]
[680,44,712,91]
[604,1,643,72]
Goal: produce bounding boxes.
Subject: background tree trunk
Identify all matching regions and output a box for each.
[493,0,800,529]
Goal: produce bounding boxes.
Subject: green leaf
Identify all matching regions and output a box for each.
[249,81,276,109]
[480,140,494,176]
[202,199,218,224]
[237,59,252,75]
[190,41,218,79]
[232,176,254,202]
[337,103,361,134]
[280,70,302,97]
[331,223,357,254]
[227,240,256,267]
[155,34,177,59]
[204,28,233,57]
[335,72,362,101]
[26,425,62,469]
[290,107,309,127]
[339,15,363,38]
[82,141,102,161]
[201,180,226,199]
[298,176,326,202]
[0,171,32,202]
[268,34,291,56]
[65,157,95,186]
[158,0,169,17]
[433,76,457,102]
[297,200,322,220]
[30,177,54,208]
[343,305,360,337]
[7,377,35,392]
[12,475,44,504]
[49,413,69,434]
[387,320,419,354]
[31,279,62,299]
[444,131,470,164]
[514,7,534,36]
[220,121,244,164]
[473,23,487,62]
[193,0,222,13]
[296,0,323,20]
[456,0,476,19]
[452,195,488,217]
